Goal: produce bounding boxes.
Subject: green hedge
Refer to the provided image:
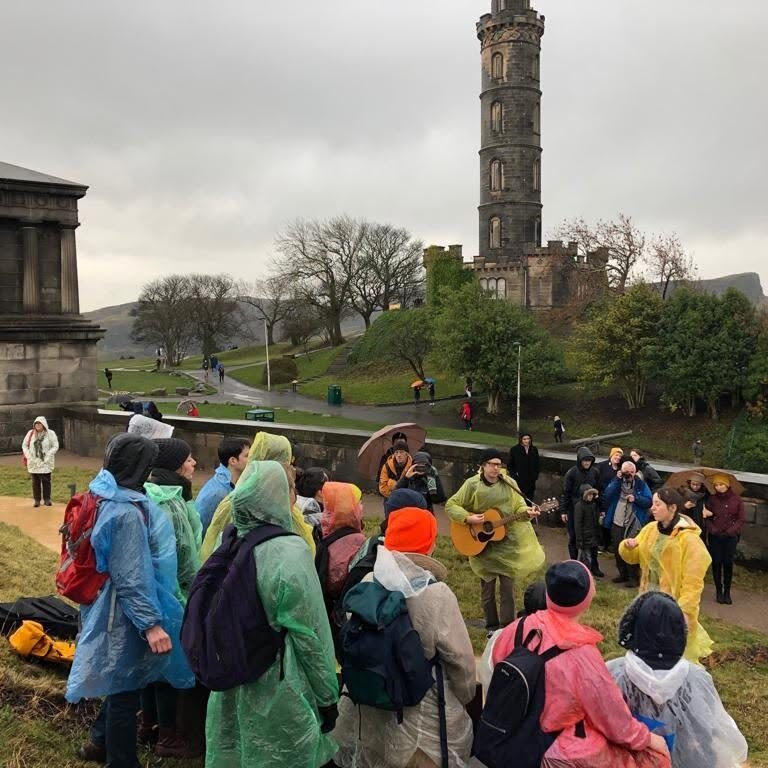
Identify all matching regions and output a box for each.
[263,357,298,385]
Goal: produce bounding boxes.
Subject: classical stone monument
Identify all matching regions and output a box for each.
[0,162,103,452]
[425,0,608,310]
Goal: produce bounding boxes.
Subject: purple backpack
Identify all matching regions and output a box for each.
[181,523,295,691]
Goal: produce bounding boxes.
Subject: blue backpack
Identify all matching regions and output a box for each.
[181,523,295,691]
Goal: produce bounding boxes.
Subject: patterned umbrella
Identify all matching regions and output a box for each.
[357,423,427,478]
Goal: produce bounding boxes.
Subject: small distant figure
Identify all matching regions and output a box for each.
[210,354,219,371]
[553,415,565,443]
[202,358,210,383]
[428,380,435,405]
[291,379,299,393]
[104,367,113,390]
[465,376,473,398]
[187,402,200,418]
[460,400,473,431]
[156,357,161,370]
[691,438,704,466]
[413,384,421,403]
[218,364,225,384]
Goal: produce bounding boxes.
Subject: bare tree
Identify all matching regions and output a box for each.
[187,274,241,360]
[555,213,645,292]
[276,216,365,346]
[281,295,325,355]
[239,271,292,345]
[131,275,196,366]
[647,233,697,298]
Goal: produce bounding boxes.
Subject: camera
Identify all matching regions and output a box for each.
[621,471,633,479]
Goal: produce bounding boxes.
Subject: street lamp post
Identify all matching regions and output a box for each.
[264,319,271,392]
[515,343,522,434]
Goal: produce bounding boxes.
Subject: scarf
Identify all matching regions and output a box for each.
[33,432,46,461]
[149,467,192,501]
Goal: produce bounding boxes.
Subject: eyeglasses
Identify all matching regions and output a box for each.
[485,461,504,468]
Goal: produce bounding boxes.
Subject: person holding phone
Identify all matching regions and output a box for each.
[395,450,446,512]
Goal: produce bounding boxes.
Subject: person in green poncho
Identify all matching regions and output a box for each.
[205,460,339,768]
[446,447,545,631]
[201,432,315,561]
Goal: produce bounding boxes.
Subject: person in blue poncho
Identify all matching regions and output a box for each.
[69,433,195,768]
[195,436,250,535]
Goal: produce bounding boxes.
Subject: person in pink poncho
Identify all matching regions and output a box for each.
[492,560,671,768]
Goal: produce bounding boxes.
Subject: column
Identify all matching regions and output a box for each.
[60,225,80,314]
[22,225,41,312]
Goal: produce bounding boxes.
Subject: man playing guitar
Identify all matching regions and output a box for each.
[446,448,546,631]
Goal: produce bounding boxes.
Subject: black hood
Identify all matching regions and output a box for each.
[576,446,595,467]
[104,433,159,492]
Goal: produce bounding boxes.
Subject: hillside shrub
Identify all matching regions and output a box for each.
[262,357,298,385]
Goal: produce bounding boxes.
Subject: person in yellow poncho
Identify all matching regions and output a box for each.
[445,447,544,630]
[619,486,713,663]
[200,432,315,561]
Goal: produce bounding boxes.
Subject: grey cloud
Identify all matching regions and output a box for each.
[1,0,766,309]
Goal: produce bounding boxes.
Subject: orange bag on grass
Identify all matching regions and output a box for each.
[9,620,75,666]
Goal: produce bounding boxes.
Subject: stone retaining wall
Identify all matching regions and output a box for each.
[62,408,768,566]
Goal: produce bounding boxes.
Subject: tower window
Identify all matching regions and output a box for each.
[496,278,506,298]
[497,0,507,10]
[492,53,504,81]
[533,158,541,191]
[490,159,503,192]
[531,54,540,80]
[490,217,502,249]
[533,104,540,134]
[491,101,503,133]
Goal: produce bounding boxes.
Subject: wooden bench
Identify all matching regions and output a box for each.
[245,408,275,422]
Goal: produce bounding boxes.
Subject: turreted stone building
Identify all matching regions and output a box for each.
[425,0,608,309]
[0,162,103,452]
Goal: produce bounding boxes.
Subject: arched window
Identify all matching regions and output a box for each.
[534,217,541,246]
[531,54,540,80]
[533,104,540,134]
[492,53,504,80]
[496,278,506,298]
[490,217,501,249]
[497,0,507,10]
[490,159,503,192]
[491,101,503,133]
[486,278,498,294]
[479,278,488,290]
[533,158,541,191]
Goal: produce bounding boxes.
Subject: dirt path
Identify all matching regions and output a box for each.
[2,491,766,636]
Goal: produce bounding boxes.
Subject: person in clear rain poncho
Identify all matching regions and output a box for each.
[67,434,194,768]
[205,461,339,768]
[201,431,315,561]
[608,591,748,768]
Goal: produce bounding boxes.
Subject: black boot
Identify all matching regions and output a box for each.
[713,563,725,604]
[724,563,733,605]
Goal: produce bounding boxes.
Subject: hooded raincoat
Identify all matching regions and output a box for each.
[201,432,315,560]
[608,653,748,768]
[195,464,233,535]
[66,436,195,703]
[492,611,670,768]
[619,516,713,663]
[205,461,339,768]
[320,482,366,598]
[445,471,545,582]
[333,549,477,768]
[21,416,59,474]
[144,482,202,600]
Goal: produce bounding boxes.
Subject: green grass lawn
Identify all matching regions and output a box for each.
[1,519,766,766]
[227,345,346,390]
[97,368,214,396]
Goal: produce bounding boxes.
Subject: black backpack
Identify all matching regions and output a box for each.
[473,618,565,768]
[181,523,295,691]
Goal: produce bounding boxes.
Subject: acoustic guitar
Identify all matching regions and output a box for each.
[450,499,559,557]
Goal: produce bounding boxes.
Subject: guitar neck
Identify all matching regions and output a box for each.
[488,502,556,530]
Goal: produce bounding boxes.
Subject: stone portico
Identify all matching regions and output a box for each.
[0,161,103,452]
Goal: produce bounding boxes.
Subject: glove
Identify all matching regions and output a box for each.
[318,703,338,734]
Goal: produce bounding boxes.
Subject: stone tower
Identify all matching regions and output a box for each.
[478,0,544,260]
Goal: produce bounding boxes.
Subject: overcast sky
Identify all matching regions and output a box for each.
[2,0,767,311]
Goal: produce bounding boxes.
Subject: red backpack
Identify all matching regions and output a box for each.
[56,492,109,605]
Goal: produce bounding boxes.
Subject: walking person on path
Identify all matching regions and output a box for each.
[691,439,704,466]
[21,416,59,508]
[428,380,435,405]
[553,415,565,443]
[459,400,473,431]
[205,461,339,768]
[703,474,745,605]
[104,367,113,390]
[202,358,209,383]
[446,448,544,630]
[218,364,225,384]
[619,487,713,663]
[508,432,540,501]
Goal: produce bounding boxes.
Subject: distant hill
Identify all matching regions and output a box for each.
[664,272,766,306]
[86,301,367,359]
